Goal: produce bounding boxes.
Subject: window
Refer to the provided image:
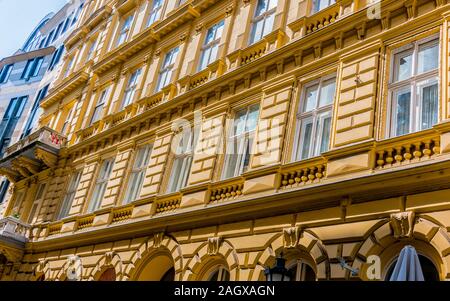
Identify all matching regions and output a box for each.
[64,57,75,78]
[167,127,199,193]
[45,30,55,47]
[178,0,187,6]
[22,85,49,138]
[88,158,114,212]
[61,107,74,135]
[121,69,141,110]
[62,15,72,33]
[0,179,9,204]
[0,64,13,84]
[287,260,317,281]
[86,39,97,61]
[156,47,179,92]
[53,22,64,42]
[222,104,260,179]
[199,21,224,71]
[0,96,28,157]
[58,171,82,219]
[250,0,277,44]
[27,183,47,224]
[293,76,335,161]
[388,37,439,138]
[147,0,163,27]
[123,144,153,204]
[311,0,336,14]
[21,57,44,80]
[72,3,84,26]
[117,15,134,46]
[49,46,65,70]
[90,88,109,125]
[204,265,230,281]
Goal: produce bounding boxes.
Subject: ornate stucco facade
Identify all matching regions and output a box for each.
[1,0,450,281]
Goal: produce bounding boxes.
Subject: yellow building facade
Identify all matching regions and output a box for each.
[1,0,450,281]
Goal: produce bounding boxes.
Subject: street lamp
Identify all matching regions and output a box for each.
[265,253,292,281]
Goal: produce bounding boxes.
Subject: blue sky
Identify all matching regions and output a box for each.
[0,0,69,58]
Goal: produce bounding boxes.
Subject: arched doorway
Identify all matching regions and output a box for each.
[385,254,439,281]
[98,267,116,281]
[134,252,175,281]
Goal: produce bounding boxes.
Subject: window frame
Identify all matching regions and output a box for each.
[147,0,163,28]
[117,14,134,47]
[87,158,115,213]
[90,87,110,125]
[222,104,261,180]
[292,74,336,162]
[311,0,336,14]
[249,0,277,45]
[198,20,224,71]
[120,69,142,110]
[0,64,13,84]
[387,35,440,138]
[166,127,199,193]
[58,171,82,220]
[156,47,179,92]
[123,144,153,204]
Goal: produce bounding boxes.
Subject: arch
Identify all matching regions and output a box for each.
[182,239,239,281]
[133,249,175,281]
[98,267,117,281]
[89,252,123,281]
[355,215,450,281]
[127,234,183,281]
[255,231,330,281]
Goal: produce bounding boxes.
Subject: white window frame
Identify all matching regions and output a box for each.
[88,158,114,212]
[249,0,277,45]
[123,144,153,204]
[147,0,163,28]
[27,183,47,224]
[222,104,260,180]
[117,15,134,46]
[205,265,230,281]
[90,87,110,125]
[156,47,179,92]
[198,20,224,71]
[121,69,142,110]
[86,39,98,61]
[387,36,440,138]
[292,75,336,162]
[167,128,198,193]
[58,171,82,219]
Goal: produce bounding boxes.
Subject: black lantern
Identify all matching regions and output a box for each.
[264,253,292,281]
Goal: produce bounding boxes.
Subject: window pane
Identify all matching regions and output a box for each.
[421,83,438,130]
[241,136,253,173]
[395,90,411,136]
[300,121,313,160]
[251,19,264,44]
[246,105,260,132]
[418,43,439,74]
[255,0,269,16]
[319,79,336,107]
[304,85,319,112]
[395,52,412,82]
[319,116,332,154]
[262,13,275,37]
[234,109,247,136]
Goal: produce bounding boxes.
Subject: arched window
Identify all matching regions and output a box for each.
[207,265,230,281]
[160,267,175,281]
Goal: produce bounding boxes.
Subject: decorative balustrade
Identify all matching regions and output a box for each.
[111,205,134,223]
[375,134,440,169]
[178,59,226,93]
[279,159,327,189]
[305,4,340,34]
[209,178,244,204]
[77,215,95,230]
[0,217,31,243]
[47,223,63,236]
[155,197,181,214]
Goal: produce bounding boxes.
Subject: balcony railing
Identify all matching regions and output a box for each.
[4,127,67,158]
[0,217,31,243]
[278,157,327,190]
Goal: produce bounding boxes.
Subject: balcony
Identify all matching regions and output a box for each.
[0,217,30,263]
[0,127,66,183]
